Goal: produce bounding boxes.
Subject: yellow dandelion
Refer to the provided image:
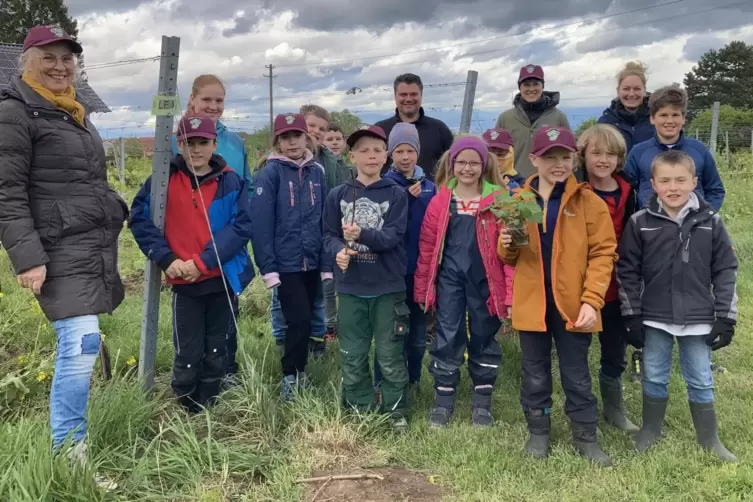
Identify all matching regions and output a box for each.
[37,372,48,382]
[0,292,4,298]
[126,356,137,366]
[16,354,29,365]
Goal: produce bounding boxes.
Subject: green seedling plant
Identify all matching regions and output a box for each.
[490,190,543,248]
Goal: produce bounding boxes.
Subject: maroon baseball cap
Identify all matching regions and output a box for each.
[482,128,513,150]
[23,25,83,55]
[518,64,544,85]
[176,115,217,141]
[531,127,577,156]
[274,113,308,137]
[346,124,387,148]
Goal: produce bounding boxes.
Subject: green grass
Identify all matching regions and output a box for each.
[1,156,752,501]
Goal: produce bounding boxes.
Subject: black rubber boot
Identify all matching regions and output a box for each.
[524,409,551,459]
[600,374,639,433]
[689,401,738,463]
[471,386,494,428]
[633,394,668,452]
[429,388,456,428]
[571,422,613,467]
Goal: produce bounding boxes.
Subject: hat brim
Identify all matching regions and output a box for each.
[487,142,512,150]
[347,129,387,148]
[275,125,308,137]
[518,76,544,85]
[177,132,216,141]
[29,37,83,55]
[532,143,576,156]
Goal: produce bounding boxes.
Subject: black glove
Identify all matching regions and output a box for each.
[623,316,645,349]
[706,319,735,351]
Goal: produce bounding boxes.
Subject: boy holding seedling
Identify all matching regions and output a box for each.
[498,126,617,466]
[323,125,410,432]
[617,149,738,463]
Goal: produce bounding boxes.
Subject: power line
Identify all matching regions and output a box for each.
[275,0,748,75]
[273,0,689,70]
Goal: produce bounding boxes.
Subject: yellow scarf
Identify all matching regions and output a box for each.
[22,73,86,127]
[498,146,516,177]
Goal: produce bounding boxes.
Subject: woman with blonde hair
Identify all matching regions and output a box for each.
[598,61,654,153]
[0,25,127,489]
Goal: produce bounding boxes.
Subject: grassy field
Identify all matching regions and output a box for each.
[1,156,752,501]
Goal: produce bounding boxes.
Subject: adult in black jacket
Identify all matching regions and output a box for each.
[0,26,127,480]
[375,73,454,180]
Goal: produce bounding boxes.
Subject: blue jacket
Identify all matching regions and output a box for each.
[250,152,331,276]
[172,121,252,197]
[384,166,436,275]
[598,97,655,153]
[624,131,725,211]
[129,154,255,295]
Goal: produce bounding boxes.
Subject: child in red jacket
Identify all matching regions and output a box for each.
[414,136,513,428]
[577,124,639,434]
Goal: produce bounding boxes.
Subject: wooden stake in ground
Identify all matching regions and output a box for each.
[296,473,385,484]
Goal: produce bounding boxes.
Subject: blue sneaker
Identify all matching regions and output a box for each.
[281,375,296,402]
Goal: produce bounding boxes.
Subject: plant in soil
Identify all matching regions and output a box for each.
[490,190,543,248]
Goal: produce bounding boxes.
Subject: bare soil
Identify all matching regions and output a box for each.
[303,467,445,502]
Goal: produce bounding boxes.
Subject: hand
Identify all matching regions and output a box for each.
[180,260,202,282]
[706,319,735,351]
[342,223,361,241]
[408,182,422,198]
[17,265,47,295]
[418,303,426,312]
[336,247,358,272]
[165,260,185,279]
[574,303,597,330]
[507,306,512,319]
[499,228,512,249]
[623,316,645,349]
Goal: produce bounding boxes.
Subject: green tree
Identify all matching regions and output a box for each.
[330,109,363,136]
[687,105,753,151]
[574,117,598,139]
[684,41,753,116]
[0,0,78,44]
[124,138,144,158]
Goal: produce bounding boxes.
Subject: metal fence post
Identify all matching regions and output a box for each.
[138,36,180,392]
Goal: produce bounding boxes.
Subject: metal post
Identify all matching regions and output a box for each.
[710,101,720,152]
[138,36,180,392]
[459,70,478,134]
[265,64,275,135]
[118,136,125,195]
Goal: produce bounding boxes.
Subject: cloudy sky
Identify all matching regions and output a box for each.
[66,0,753,138]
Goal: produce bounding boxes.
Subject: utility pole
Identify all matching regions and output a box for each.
[710,101,720,152]
[265,64,276,135]
[459,70,478,134]
[139,36,181,392]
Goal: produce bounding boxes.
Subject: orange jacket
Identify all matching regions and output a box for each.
[497,175,617,333]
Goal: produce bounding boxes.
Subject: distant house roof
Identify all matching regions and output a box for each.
[0,43,110,114]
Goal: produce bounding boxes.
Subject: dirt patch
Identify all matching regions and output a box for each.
[121,269,144,295]
[303,468,445,502]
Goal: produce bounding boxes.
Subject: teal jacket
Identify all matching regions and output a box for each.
[172,121,252,197]
[317,146,352,191]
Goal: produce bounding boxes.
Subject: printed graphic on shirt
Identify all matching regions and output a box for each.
[340,197,390,262]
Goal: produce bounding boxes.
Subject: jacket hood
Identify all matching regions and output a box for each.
[513,90,561,110]
[445,178,502,208]
[386,165,426,185]
[344,176,399,190]
[647,191,710,216]
[268,149,315,167]
[523,173,586,200]
[604,95,650,124]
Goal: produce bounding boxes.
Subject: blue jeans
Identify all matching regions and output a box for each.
[271,281,326,343]
[643,326,714,403]
[50,315,101,448]
[374,276,427,385]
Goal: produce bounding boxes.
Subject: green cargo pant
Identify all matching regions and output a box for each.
[338,292,409,415]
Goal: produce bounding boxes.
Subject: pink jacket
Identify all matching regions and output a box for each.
[414,182,514,318]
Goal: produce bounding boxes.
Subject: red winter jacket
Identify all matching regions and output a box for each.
[414,180,514,318]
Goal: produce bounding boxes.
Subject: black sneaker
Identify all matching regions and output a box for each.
[429,389,456,428]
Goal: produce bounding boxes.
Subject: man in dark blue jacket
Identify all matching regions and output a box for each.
[624,86,725,211]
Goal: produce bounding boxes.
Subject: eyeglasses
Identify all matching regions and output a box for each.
[454,161,482,169]
[39,54,77,69]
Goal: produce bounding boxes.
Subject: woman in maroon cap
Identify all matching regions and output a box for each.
[0,25,127,488]
[496,64,571,179]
